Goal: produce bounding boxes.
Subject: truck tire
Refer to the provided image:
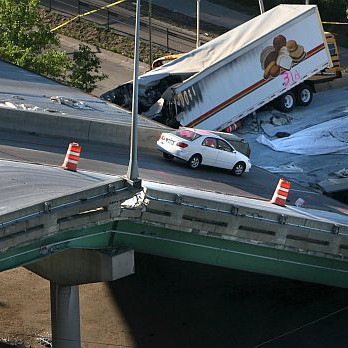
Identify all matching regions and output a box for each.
[276,91,296,112]
[296,84,313,106]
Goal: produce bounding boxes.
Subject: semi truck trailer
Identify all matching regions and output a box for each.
[102,4,336,131]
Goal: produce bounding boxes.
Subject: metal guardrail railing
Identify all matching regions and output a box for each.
[41,0,210,53]
[0,177,138,252]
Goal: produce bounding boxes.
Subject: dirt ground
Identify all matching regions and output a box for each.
[0,267,134,348]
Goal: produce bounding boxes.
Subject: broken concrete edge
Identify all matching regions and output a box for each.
[143,186,348,231]
[0,107,170,150]
[317,177,348,194]
[140,187,348,260]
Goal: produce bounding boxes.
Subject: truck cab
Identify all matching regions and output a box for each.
[308,32,342,83]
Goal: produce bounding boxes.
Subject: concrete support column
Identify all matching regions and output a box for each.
[50,282,81,348]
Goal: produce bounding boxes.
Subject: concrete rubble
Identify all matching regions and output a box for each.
[334,168,348,178]
[50,96,94,110]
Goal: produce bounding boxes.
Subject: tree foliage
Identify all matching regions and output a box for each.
[0,0,71,79]
[264,0,347,21]
[69,44,107,93]
[0,0,107,92]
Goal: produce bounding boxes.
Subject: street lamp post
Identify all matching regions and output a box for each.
[305,0,309,4]
[127,0,141,184]
[148,0,153,69]
[258,0,265,14]
[196,0,201,48]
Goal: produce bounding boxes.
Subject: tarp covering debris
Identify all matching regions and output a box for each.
[257,116,348,155]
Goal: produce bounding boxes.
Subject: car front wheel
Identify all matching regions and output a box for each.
[188,154,202,169]
[232,162,246,176]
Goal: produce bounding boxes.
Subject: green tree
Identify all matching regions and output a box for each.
[314,0,347,21]
[69,44,107,93]
[0,0,107,92]
[0,0,71,80]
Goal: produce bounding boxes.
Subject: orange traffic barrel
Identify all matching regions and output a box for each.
[224,120,242,133]
[62,142,82,171]
[271,178,291,207]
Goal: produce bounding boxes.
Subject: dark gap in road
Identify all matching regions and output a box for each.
[326,190,348,205]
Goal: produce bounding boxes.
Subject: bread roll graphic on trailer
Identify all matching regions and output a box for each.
[102,5,340,130]
[287,40,306,62]
[260,35,307,80]
[277,47,292,70]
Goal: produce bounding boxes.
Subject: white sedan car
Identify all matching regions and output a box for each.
[157,128,251,176]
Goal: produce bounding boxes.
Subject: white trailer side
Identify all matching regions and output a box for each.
[139,5,331,131]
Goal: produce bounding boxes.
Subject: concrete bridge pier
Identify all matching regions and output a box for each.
[50,282,81,348]
[27,248,135,347]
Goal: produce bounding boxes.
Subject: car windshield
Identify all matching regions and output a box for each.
[174,129,202,141]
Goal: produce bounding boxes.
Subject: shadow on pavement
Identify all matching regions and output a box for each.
[108,253,348,348]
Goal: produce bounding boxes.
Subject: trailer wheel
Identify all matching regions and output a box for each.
[277,91,296,112]
[296,84,313,106]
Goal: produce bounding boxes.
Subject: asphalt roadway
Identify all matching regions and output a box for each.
[0,159,111,215]
[0,129,346,217]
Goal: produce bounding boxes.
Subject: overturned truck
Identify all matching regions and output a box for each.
[102,4,333,131]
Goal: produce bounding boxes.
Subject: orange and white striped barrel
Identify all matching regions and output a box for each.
[271,178,291,207]
[223,121,242,133]
[62,142,81,171]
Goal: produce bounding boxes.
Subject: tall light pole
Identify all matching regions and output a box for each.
[148,0,153,69]
[196,0,201,48]
[258,0,265,14]
[127,0,141,184]
[305,0,309,4]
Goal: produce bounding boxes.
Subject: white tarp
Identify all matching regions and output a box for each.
[257,116,348,155]
[139,4,318,86]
